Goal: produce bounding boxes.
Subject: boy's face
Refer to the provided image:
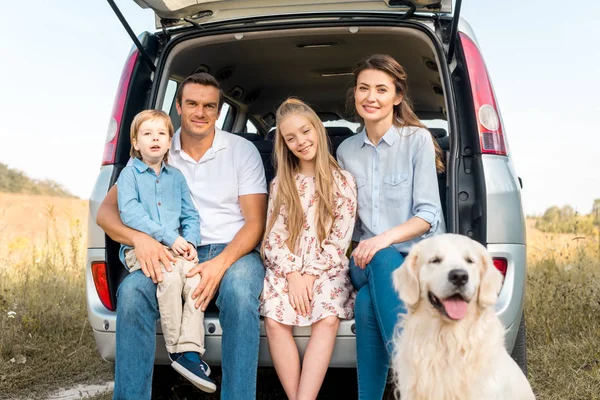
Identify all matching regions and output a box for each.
[133,118,172,165]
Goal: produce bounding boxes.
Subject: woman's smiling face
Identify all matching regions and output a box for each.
[354,68,403,125]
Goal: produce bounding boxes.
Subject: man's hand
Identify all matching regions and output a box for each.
[133,233,176,283]
[187,256,228,311]
[351,233,392,269]
[287,272,312,317]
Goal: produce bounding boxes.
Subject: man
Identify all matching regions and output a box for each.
[97,73,267,400]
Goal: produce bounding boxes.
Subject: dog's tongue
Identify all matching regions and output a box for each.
[442,297,468,320]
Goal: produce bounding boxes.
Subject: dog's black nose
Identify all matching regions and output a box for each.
[448,269,469,286]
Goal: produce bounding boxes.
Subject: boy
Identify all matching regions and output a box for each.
[116,109,215,393]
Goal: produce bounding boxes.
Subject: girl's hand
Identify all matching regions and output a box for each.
[302,274,318,302]
[352,234,392,269]
[287,272,312,317]
[171,236,189,255]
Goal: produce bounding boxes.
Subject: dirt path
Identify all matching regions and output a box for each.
[44,382,113,400]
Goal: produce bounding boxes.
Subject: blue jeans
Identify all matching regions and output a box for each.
[113,244,265,400]
[349,247,406,400]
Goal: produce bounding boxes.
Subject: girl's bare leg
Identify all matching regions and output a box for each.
[265,317,301,400]
[297,316,340,400]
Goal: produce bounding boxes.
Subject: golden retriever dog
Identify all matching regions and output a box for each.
[391,234,535,400]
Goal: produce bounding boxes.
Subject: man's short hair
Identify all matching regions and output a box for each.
[176,73,225,112]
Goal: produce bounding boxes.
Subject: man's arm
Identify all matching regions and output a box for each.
[217,192,267,268]
[96,185,137,246]
[96,185,174,283]
[188,192,267,310]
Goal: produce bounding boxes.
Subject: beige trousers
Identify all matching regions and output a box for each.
[125,248,205,355]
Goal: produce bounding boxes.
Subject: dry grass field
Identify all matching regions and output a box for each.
[0,193,599,399]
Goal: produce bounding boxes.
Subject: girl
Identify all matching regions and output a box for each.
[260,99,357,400]
[336,54,446,399]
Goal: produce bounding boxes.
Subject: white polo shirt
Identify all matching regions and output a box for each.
[168,128,267,245]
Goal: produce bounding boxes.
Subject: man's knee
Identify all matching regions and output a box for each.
[117,271,158,314]
[218,278,259,313]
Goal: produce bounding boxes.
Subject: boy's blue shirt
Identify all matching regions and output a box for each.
[116,158,201,266]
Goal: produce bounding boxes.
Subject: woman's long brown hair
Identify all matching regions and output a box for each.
[346,54,445,173]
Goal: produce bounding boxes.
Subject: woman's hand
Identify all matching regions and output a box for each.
[287,271,312,317]
[352,233,392,269]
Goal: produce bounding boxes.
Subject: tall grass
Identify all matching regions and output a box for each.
[0,193,599,399]
[0,203,111,399]
[526,229,600,399]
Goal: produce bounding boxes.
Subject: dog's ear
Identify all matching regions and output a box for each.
[477,245,503,308]
[393,245,421,307]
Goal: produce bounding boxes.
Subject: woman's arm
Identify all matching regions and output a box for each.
[352,129,441,268]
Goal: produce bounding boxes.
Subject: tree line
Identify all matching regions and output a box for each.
[0,163,75,198]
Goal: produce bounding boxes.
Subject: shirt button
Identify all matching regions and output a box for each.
[156,180,159,184]
[158,202,162,206]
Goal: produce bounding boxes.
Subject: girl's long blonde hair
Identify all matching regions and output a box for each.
[262,98,342,255]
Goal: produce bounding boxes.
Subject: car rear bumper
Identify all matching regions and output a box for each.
[88,243,525,366]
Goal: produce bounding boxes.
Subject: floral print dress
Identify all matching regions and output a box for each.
[260,170,358,326]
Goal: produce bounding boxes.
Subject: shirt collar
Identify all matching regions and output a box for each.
[212,128,228,151]
[133,157,167,174]
[172,127,228,153]
[360,124,400,147]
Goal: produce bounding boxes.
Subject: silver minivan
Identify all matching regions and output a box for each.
[87,0,528,381]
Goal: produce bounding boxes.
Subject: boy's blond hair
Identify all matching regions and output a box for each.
[130,110,174,162]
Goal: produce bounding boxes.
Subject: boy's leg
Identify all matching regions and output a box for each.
[156,261,184,354]
[176,259,205,355]
[216,250,265,400]
[114,269,159,400]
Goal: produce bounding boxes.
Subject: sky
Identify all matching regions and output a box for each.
[0,0,598,216]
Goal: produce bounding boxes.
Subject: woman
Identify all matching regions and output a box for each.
[336,54,446,399]
[260,98,357,400]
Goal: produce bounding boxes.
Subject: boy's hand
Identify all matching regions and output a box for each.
[287,272,312,317]
[172,236,189,255]
[183,244,198,263]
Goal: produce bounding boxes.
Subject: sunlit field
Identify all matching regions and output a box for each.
[1,193,598,399]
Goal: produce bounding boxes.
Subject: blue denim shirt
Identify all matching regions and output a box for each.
[116,158,201,266]
[336,124,445,253]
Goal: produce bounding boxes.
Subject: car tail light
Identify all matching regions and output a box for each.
[460,33,507,156]
[91,261,115,311]
[101,49,140,165]
[493,257,508,281]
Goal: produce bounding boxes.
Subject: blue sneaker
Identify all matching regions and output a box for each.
[168,352,211,376]
[168,352,216,393]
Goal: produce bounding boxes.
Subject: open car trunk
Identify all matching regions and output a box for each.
[102,21,456,318]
